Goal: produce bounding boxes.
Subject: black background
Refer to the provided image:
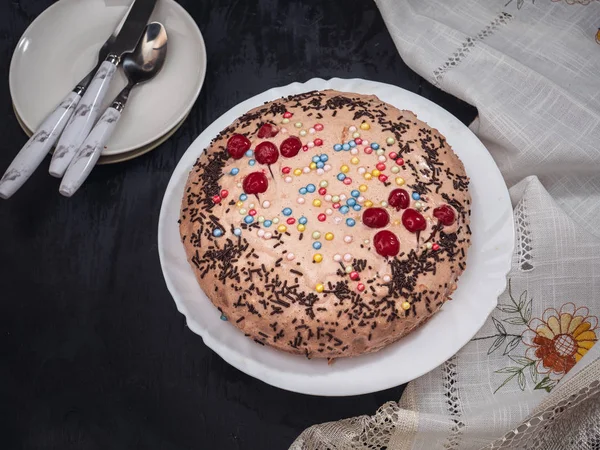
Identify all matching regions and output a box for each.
[1,1,475,448]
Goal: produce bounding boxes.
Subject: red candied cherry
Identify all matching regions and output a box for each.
[373,230,400,257]
[226,134,251,159]
[280,136,303,158]
[433,204,456,226]
[388,189,410,211]
[255,142,279,165]
[255,141,279,177]
[242,172,269,197]
[257,123,279,138]
[402,208,427,233]
[362,207,390,229]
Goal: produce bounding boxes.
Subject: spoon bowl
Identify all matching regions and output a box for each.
[122,22,168,87]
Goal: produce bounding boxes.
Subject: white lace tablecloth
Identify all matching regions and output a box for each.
[291,1,600,448]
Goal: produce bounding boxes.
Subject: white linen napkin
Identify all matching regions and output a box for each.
[291,1,600,448]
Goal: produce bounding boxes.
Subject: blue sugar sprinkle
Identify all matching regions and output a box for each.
[346,218,356,227]
[351,190,360,198]
[342,143,350,151]
[333,144,342,151]
[239,193,248,201]
[233,228,242,236]
[347,198,356,207]
[337,173,346,181]
[245,149,254,157]
[339,206,349,214]
[299,187,307,195]
[230,168,239,175]
[412,192,421,200]
[371,143,380,150]
[299,216,307,225]
[312,241,322,250]
[263,220,272,227]
[353,204,362,211]
[282,208,292,216]
[248,159,256,166]
[212,228,223,237]
[320,154,329,162]
[316,161,324,169]
[244,215,254,224]
[306,184,316,193]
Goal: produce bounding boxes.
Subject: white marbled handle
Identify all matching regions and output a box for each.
[59,107,121,197]
[0,91,82,199]
[49,59,117,178]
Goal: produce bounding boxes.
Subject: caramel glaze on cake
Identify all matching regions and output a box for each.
[179,90,471,359]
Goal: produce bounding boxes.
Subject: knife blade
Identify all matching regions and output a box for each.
[48,0,158,178]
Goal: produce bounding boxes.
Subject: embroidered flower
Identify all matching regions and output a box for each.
[523,303,598,377]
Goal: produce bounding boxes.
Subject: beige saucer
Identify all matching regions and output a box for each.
[12,103,189,165]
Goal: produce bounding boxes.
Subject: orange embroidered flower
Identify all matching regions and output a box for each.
[523,303,598,377]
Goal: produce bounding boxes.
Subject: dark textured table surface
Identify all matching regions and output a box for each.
[0,1,476,448]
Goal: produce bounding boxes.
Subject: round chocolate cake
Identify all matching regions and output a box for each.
[180,90,471,359]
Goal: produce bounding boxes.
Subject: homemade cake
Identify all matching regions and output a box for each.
[179,90,471,359]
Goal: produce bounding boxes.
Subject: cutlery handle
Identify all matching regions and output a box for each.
[59,106,121,197]
[49,57,118,178]
[0,90,82,199]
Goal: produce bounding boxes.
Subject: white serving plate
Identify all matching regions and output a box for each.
[158,78,514,396]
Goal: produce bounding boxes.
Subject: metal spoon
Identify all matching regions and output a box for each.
[59,22,168,197]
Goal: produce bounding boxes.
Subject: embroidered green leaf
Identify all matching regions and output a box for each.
[503,316,527,326]
[498,303,519,314]
[518,291,528,310]
[495,366,521,374]
[518,371,526,390]
[524,297,533,323]
[534,376,556,393]
[529,361,539,383]
[504,336,522,355]
[509,355,533,366]
[488,335,506,355]
[492,317,507,335]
